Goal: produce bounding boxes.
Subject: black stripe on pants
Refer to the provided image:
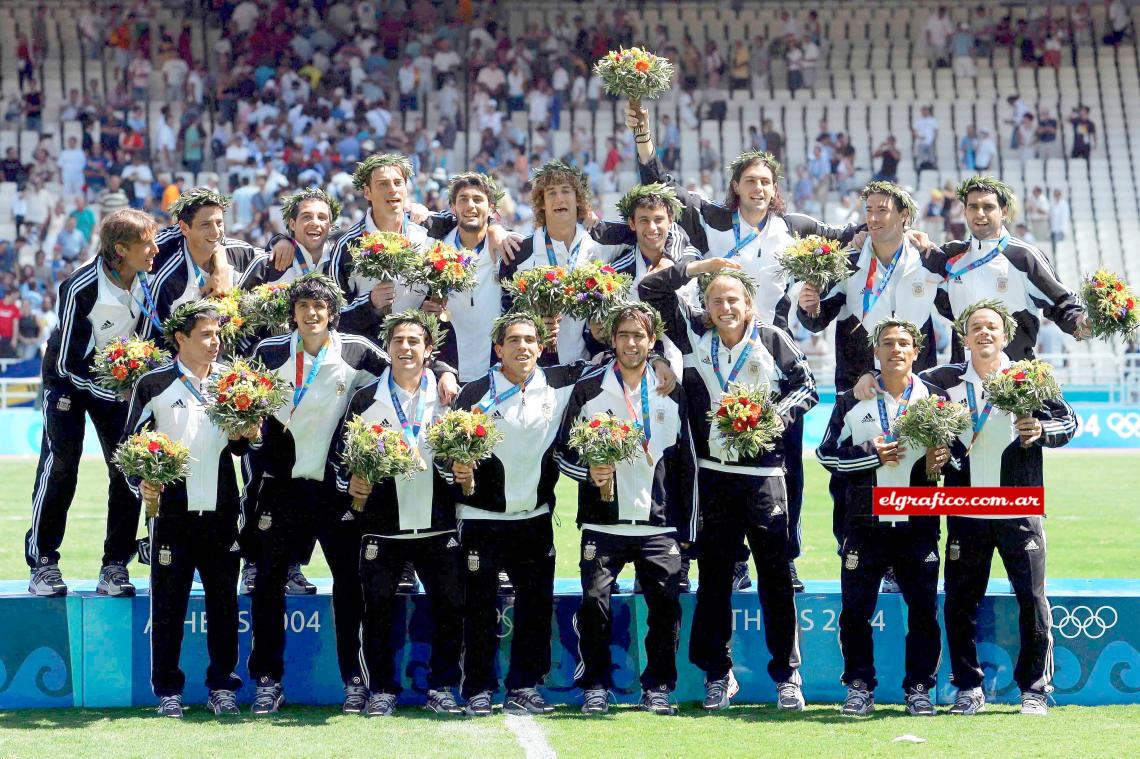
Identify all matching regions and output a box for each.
[838,522,941,692]
[359,530,463,695]
[689,470,801,684]
[460,514,555,698]
[944,516,1052,695]
[576,529,681,692]
[248,476,363,685]
[26,382,139,568]
[149,511,242,698]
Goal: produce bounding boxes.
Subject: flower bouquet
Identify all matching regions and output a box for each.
[239,282,291,335]
[503,265,572,318]
[113,429,191,518]
[350,230,421,283]
[561,261,632,322]
[209,289,247,345]
[982,359,1062,448]
[407,240,478,302]
[891,394,971,479]
[93,337,171,397]
[776,234,852,291]
[594,47,675,112]
[427,409,503,496]
[568,412,646,501]
[1080,268,1139,339]
[340,417,425,511]
[709,383,784,459]
[203,358,289,436]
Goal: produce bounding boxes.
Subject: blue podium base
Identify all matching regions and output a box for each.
[1,578,1137,709]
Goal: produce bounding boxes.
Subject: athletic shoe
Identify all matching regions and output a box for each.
[285,563,316,595]
[881,567,901,593]
[464,690,493,717]
[776,681,806,711]
[1020,692,1048,716]
[703,670,739,710]
[157,694,183,718]
[731,561,752,591]
[504,687,554,715]
[789,561,805,593]
[96,562,135,597]
[28,563,67,597]
[365,692,397,717]
[425,688,463,715]
[497,570,515,596]
[251,676,283,715]
[397,562,420,594]
[679,557,692,593]
[948,687,986,715]
[207,689,240,715]
[640,685,675,715]
[343,677,368,713]
[905,684,935,716]
[841,681,874,716]
[581,688,610,715]
[240,562,256,595]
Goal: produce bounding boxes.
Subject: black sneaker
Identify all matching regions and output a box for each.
[28,563,67,597]
[731,561,752,591]
[366,692,397,717]
[788,560,805,593]
[397,562,420,594]
[679,557,691,593]
[905,684,935,716]
[343,677,368,713]
[425,688,463,715]
[703,671,739,710]
[285,563,316,595]
[207,689,240,715]
[157,694,183,717]
[776,680,805,711]
[581,688,610,715]
[949,686,986,715]
[96,562,135,597]
[497,570,515,596]
[841,680,874,716]
[240,562,256,595]
[465,690,493,717]
[640,685,675,715]
[251,676,283,715]
[504,687,554,715]
[881,567,901,593]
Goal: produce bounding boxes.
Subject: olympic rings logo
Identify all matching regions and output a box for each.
[1050,605,1118,639]
[1106,413,1140,438]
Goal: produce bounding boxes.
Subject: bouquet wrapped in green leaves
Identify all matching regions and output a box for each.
[239,282,291,335]
[113,430,192,517]
[983,359,1062,447]
[561,261,632,322]
[1080,268,1138,339]
[503,265,571,318]
[93,337,171,397]
[408,240,479,301]
[341,417,426,511]
[568,412,646,501]
[709,383,784,459]
[777,235,853,292]
[209,289,248,345]
[891,394,971,479]
[427,409,503,496]
[204,358,289,436]
[593,47,674,111]
[351,230,422,283]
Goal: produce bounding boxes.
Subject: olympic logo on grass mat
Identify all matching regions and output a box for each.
[1050,605,1119,640]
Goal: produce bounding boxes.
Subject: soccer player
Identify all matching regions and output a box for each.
[336,310,464,717]
[26,209,163,597]
[449,313,676,717]
[556,302,696,716]
[639,258,817,712]
[124,301,258,718]
[244,274,457,715]
[816,318,956,717]
[921,300,1075,716]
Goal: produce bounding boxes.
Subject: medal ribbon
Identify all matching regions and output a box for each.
[614,362,652,457]
[110,268,163,332]
[544,228,583,268]
[389,369,428,450]
[293,239,312,275]
[861,241,904,320]
[177,373,207,405]
[945,234,1010,281]
[726,211,767,258]
[710,321,760,392]
[876,375,914,443]
[292,335,329,415]
[965,381,993,450]
[477,365,536,413]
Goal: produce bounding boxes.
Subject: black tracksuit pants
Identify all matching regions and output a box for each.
[248,476,363,685]
[690,469,801,684]
[359,530,463,695]
[944,516,1052,695]
[576,529,682,691]
[238,454,315,566]
[460,513,555,698]
[149,511,242,698]
[839,521,941,692]
[26,381,139,568]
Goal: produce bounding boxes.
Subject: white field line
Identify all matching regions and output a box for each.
[504,714,557,759]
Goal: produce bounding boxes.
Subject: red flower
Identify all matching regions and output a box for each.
[147,441,161,453]
[732,419,747,432]
[585,277,598,289]
[474,425,487,437]
[1093,280,1104,289]
[234,394,252,410]
[1127,298,1136,310]
[259,377,273,388]
[544,271,557,281]
[634,59,650,73]
[821,245,831,254]
[517,280,527,291]
[371,424,383,433]
[433,259,447,271]
[217,393,228,403]
[589,419,601,428]
[128,359,140,369]
[601,266,616,274]
[110,348,124,360]
[1115,282,1125,291]
[1001,368,1011,375]
[1013,371,1027,382]
[112,365,129,380]
[716,406,728,417]
[937,400,945,408]
[621,424,630,433]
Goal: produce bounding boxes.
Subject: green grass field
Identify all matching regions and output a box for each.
[1,452,1138,758]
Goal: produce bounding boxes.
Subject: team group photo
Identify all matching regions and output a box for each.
[0,0,1138,757]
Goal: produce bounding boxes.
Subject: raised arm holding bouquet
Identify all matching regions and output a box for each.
[594,46,675,115]
[239,282,291,335]
[1080,268,1139,340]
[777,234,853,294]
[407,240,479,321]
